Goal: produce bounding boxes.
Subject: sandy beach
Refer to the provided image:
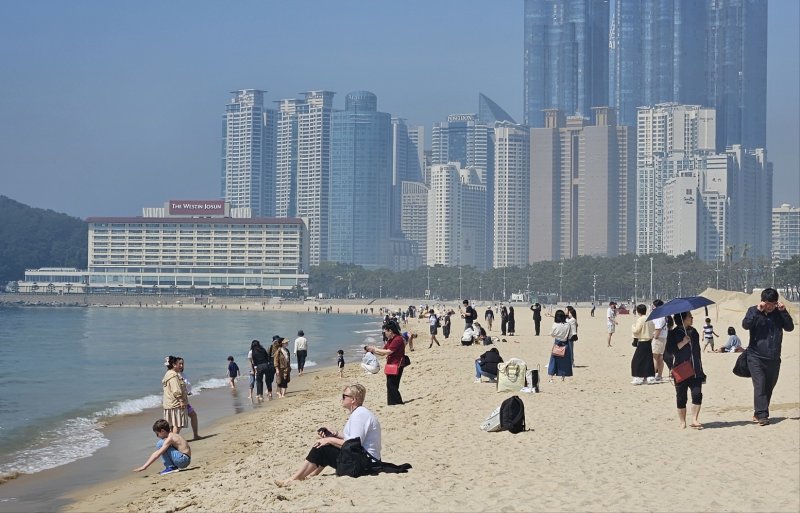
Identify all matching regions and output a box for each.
[60,289,800,512]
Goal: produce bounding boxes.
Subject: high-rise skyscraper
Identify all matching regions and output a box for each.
[530,107,634,261]
[390,118,424,237]
[609,0,707,127]
[493,123,530,268]
[329,91,392,269]
[772,204,800,263]
[221,90,276,217]
[275,91,335,265]
[706,0,768,150]
[635,104,716,255]
[401,181,429,264]
[523,0,610,127]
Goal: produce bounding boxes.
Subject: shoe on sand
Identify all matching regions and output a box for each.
[159,466,179,475]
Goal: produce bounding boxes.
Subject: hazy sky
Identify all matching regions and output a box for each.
[1,0,797,219]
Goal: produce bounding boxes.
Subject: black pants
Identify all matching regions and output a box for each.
[747,352,781,420]
[674,376,703,409]
[500,320,507,335]
[386,366,404,405]
[306,444,340,468]
[255,365,275,397]
[533,319,541,336]
[296,350,308,372]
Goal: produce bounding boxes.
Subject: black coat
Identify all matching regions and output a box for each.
[478,349,503,375]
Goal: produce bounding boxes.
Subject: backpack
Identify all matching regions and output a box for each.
[499,395,526,434]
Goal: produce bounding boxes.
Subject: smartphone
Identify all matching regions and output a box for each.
[318,427,333,437]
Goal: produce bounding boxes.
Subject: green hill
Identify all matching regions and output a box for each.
[0,196,88,283]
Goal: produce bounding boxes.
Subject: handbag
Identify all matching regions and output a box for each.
[732,349,750,378]
[551,344,566,357]
[631,337,638,347]
[570,334,578,342]
[402,355,411,366]
[670,330,696,384]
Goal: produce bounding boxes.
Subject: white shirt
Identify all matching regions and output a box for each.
[550,322,571,341]
[652,317,667,341]
[361,351,379,368]
[293,336,308,354]
[342,406,381,460]
[429,314,438,326]
[607,308,616,324]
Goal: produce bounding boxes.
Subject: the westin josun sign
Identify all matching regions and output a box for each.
[168,200,225,216]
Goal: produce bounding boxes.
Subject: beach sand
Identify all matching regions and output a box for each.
[63,289,800,512]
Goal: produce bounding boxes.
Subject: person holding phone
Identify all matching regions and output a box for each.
[276,384,381,485]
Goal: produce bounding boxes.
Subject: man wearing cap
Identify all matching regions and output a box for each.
[606,302,618,347]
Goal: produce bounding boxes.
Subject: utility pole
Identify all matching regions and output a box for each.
[649,257,654,300]
[458,266,463,300]
[479,277,482,302]
[673,270,684,297]
[715,258,721,289]
[379,277,382,299]
[526,274,531,303]
[558,261,564,304]
[592,273,598,305]
[502,268,507,302]
[633,257,638,304]
[426,267,430,299]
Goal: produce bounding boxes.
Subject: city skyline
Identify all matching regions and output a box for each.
[1,0,798,220]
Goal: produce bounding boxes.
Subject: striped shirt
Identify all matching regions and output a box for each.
[703,324,715,339]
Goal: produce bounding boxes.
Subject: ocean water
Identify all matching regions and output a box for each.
[0,305,381,479]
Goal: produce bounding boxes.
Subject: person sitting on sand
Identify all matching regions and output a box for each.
[361,344,380,374]
[474,347,503,383]
[714,327,744,353]
[276,383,380,486]
[133,419,191,475]
[461,324,478,346]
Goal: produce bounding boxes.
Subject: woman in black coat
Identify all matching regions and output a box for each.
[665,311,705,429]
[507,307,516,336]
[500,306,509,336]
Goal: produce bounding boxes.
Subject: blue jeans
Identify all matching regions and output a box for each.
[475,361,497,381]
[156,439,190,469]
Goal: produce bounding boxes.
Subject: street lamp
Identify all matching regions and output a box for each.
[649,257,654,300]
[502,268,506,301]
[479,276,483,302]
[592,273,598,305]
[526,274,531,303]
[633,257,638,304]
[458,266,463,300]
[379,277,383,299]
[558,261,564,304]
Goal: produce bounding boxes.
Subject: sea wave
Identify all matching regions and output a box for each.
[0,417,109,476]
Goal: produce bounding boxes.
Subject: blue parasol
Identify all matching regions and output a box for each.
[646,296,715,321]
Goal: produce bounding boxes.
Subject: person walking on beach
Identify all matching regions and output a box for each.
[133,419,191,475]
[666,311,705,429]
[547,309,573,382]
[337,349,345,377]
[484,306,494,331]
[366,319,407,405]
[742,288,795,426]
[227,356,240,388]
[702,318,719,352]
[650,299,668,382]
[606,301,618,347]
[176,357,201,440]
[507,306,516,336]
[442,311,452,340]
[162,356,189,434]
[249,339,274,402]
[294,330,308,376]
[630,304,656,385]
[274,337,291,398]
[428,309,440,347]
[530,303,542,336]
[461,299,477,330]
[590,302,596,317]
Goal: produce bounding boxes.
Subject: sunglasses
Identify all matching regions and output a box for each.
[342,394,353,400]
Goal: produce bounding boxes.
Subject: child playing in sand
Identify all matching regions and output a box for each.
[227,356,240,388]
[133,419,191,475]
[337,349,345,377]
[702,318,719,352]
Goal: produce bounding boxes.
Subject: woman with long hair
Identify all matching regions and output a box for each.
[162,355,189,434]
[547,310,573,382]
[666,311,705,429]
[507,306,516,336]
[500,306,509,336]
[630,304,656,385]
[566,306,578,367]
[175,357,201,440]
[366,319,407,405]
[248,339,274,402]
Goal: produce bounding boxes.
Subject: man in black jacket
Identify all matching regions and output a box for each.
[530,303,542,336]
[474,347,503,383]
[742,288,795,426]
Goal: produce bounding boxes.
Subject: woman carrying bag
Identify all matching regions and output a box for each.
[366,319,407,405]
[665,311,706,429]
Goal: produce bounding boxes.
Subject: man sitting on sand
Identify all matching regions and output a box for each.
[133,419,191,475]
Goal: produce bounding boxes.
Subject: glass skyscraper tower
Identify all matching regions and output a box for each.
[523,0,610,127]
[329,91,392,268]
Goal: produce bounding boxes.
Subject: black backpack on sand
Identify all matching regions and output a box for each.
[499,395,526,434]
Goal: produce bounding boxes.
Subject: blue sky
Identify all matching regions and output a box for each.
[0,0,797,219]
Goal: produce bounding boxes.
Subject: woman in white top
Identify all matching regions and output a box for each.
[547,309,573,382]
[294,330,308,375]
[277,384,381,485]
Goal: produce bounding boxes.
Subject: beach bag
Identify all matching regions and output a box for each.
[480,406,502,432]
[497,358,526,393]
[551,344,566,357]
[499,395,526,434]
[733,349,751,378]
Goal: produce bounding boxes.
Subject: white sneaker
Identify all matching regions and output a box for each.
[631,378,644,385]
[646,376,656,384]
[473,378,482,383]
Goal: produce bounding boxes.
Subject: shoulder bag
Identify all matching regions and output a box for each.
[670,334,695,384]
[551,344,566,357]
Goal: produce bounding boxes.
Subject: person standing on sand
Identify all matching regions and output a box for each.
[742,287,794,426]
[651,299,668,382]
[500,306,508,336]
[484,306,494,331]
[162,356,189,434]
[294,330,308,376]
[530,303,542,336]
[249,339,274,402]
[666,311,705,429]
[507,306,516,336]
[367,319,406,405]
[176,357,201,440]
[274,337,291,398]
[428,309,441,347]
[630,304,656,385]
[566,305,578,367]
[606,301,618,347]
[442,311,452,340]
[547,310,573,382]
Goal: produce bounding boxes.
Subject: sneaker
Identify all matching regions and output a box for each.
[159,466,180,475]
[630,378,644,385]
[473,378,482,383]
[646,377,656,384]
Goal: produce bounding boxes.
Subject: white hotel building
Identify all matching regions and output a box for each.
[20,200,309,295]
